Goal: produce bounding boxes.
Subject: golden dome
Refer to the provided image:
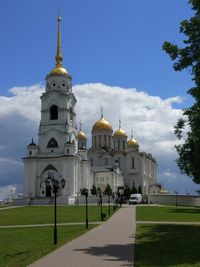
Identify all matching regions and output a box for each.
[127,138,139,146]
[113,128,127,137]
[77,130,87,140]
[48,66,70,77]
[92,117,113,131]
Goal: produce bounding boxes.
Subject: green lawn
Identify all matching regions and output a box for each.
[136,206,200,222]
[0,205,114,225]
[134,224,200,267]
[0,225,96,267]
[135,206,200,266]
[0,205,116,266]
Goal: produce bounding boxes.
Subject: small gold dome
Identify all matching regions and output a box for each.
[127,138,139,146]
[113,128,127,137]
[92,117,113,131]
[77,130,87,140]
[49,66,69,76]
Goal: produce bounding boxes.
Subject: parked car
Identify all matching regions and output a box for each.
[129,194,142,204]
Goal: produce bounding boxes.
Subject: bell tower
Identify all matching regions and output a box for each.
[38,16,78,154]
[23,17,88,200]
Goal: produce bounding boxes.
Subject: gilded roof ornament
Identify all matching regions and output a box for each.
[92,116,113,131]
[113,120,127,137]
[127,129,139,146]
[47,16,71,79]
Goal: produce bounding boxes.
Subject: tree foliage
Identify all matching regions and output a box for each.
[131,182,137,194]
[138,185,142,194]
[90,184,97,195]
[124,185,132,199]
[80,188,88,196]
[163,0,200,183]
[104,184,112,196]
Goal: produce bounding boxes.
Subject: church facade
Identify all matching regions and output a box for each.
[23,17,157,200]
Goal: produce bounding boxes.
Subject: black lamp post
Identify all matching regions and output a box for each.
[44,176,65,245]
[85,190,89,229]
[174,191,178,207]
[108,195,110,215]
[112,193,115,211]
[99,193,103,221]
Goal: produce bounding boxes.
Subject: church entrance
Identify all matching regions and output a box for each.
[46,185,52,198]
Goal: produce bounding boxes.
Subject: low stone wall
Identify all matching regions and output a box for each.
[12,195,114,206]
[148,194,200,207]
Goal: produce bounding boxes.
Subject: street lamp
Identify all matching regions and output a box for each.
[99,192,103,221]
[174,191,178,207]
[108,195,110,215]
[43,175,65,245]
[85,189,89,229]
[80,188,89,229]
[112,193,115,211]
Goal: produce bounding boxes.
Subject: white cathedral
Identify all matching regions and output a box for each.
[23,17,157,200]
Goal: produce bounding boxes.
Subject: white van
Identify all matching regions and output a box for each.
[129,194,142,204]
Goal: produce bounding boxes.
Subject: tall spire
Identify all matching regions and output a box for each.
[55,16,63,67]
[47,16,71,79]
[131,129,133,139]
[100,106,103,118]
[119,119,121,129]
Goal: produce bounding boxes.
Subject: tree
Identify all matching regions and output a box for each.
[131,182,137,194]
[104,184,112,196]
[124,185,131,199]
[138,185,142,194]
[80,188,88,196]
[163,0,200,183]
[97,187,102,195]
[90,185,97,195]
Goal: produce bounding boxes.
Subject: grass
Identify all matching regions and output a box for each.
[135,206,200,266]
[0,205,117,266]
[136,206,200,222]
[0,225,97,267]
[0,205,114,225]
[134,224,200,267]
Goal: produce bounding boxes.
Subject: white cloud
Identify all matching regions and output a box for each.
[74,83,183,157]
[0,185,16,201]
[0,85,42,121]
[0,82,199,195]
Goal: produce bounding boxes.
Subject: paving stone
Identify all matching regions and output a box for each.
[29,205,136,267]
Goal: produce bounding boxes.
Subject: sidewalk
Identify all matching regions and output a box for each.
[29,205,136,267]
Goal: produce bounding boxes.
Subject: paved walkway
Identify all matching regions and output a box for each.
[29,205,136,267]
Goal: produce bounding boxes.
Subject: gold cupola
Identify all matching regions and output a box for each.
[113,120,127,137]
[77,130,87,140]
[127,130,139,146]
[46,16,71,79]
[92,116,113,131]
[77,122,87,139]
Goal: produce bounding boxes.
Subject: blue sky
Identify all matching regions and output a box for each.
[0,0,199,198]
[0,0,193,100]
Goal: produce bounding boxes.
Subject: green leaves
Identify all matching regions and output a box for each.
[163,0,200,183]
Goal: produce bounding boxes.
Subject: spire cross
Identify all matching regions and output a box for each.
[55,16,63,67]
[131,129,133,139]
[119,119,121,129]
[100,106,103,118]
[79,121,82,130]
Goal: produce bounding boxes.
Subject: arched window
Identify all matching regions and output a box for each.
[123,141,125,150]
[131,157,135,169]
[50,105,58,120]
[47,138,58,148]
